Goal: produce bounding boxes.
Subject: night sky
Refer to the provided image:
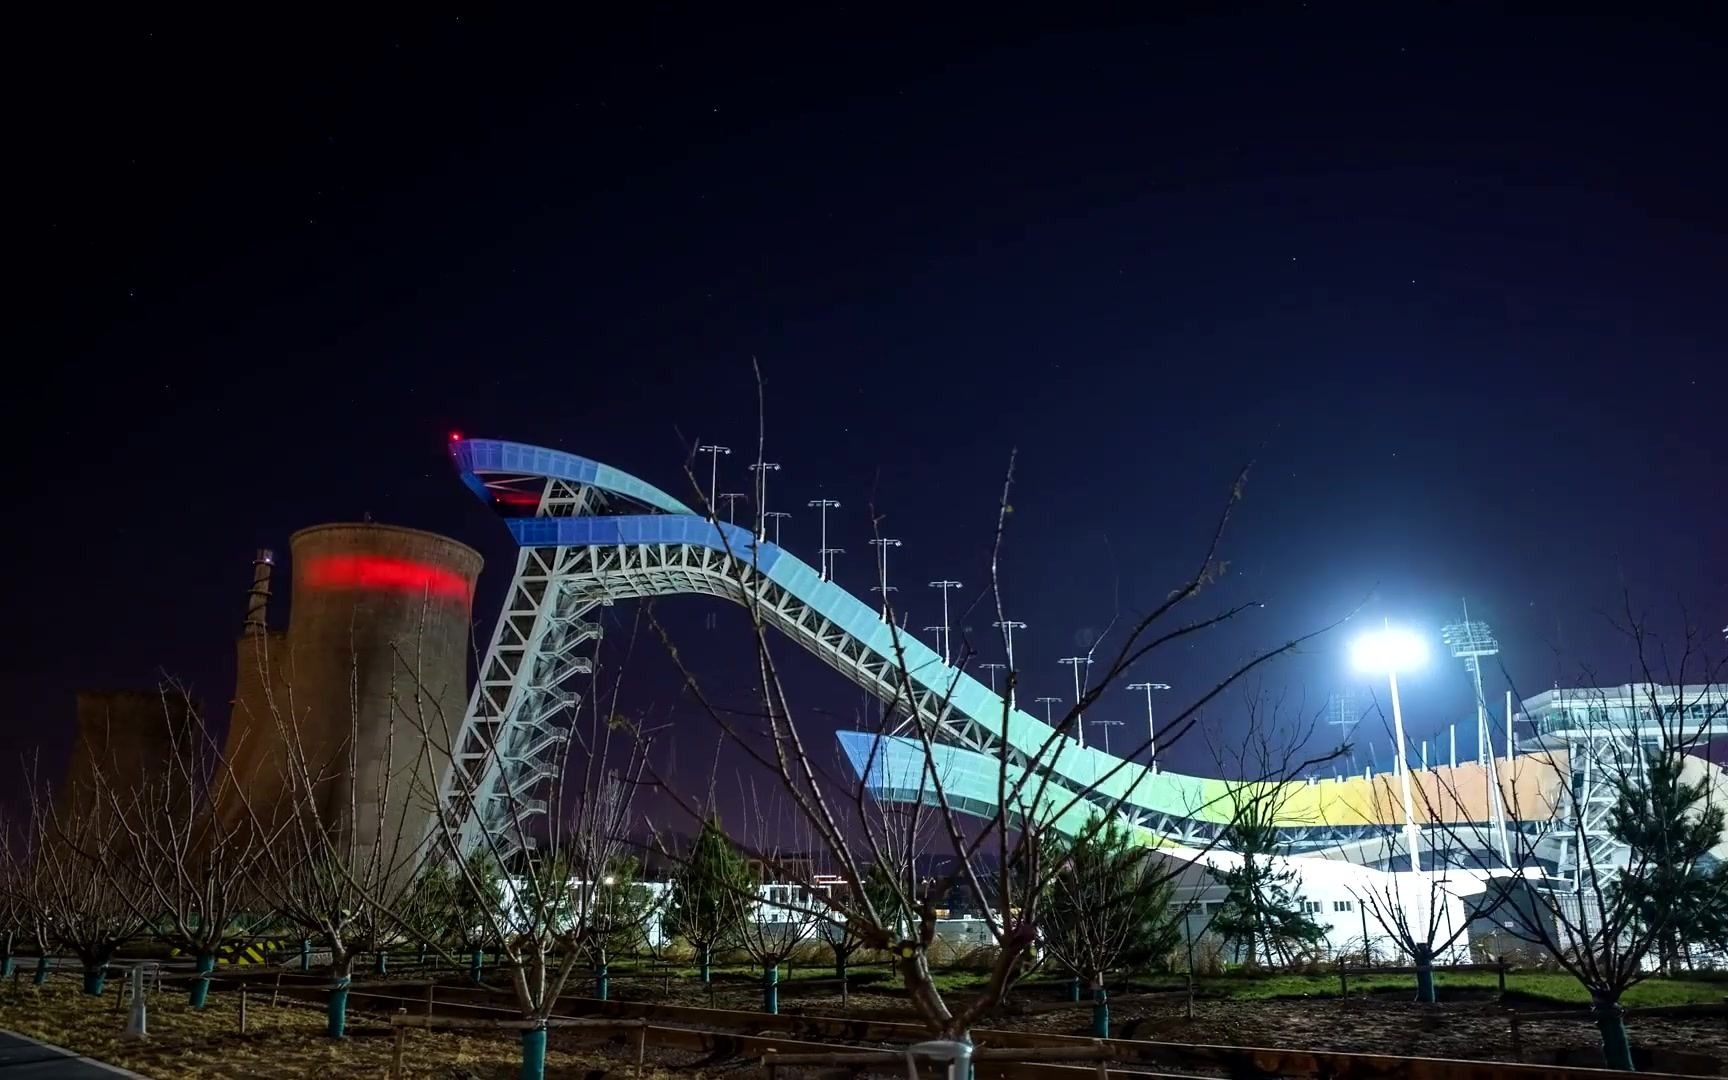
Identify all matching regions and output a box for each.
[11,9,1724,798]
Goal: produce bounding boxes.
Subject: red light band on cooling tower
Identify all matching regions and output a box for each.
[302,555,470,600]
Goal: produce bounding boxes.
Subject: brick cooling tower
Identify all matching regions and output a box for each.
[222,525,482,857]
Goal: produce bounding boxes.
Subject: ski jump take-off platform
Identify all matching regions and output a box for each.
[438,438,1717,877]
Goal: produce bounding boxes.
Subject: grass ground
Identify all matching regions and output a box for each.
[613,958,1728,1008]
[0,975,676,1079]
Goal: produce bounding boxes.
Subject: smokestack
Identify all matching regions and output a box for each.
[244,549,274,634]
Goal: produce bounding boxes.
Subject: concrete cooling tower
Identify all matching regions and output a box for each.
[222,524,482,858]
[59,689,197,825]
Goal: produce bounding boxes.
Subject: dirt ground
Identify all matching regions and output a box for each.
[0,978,703,1080]
[604,974,1728,1073]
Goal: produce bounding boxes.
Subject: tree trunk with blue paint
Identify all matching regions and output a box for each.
[327,973,352,1038]
[1,931,12,978]
[373,951,388,975]
[1068,976,1081,1002]
[596,961,610,1000]
[699,945,711,984]
[762,963,779,1014]
[1593,995,1633,1072]
[470,946,484,984]
[1412,943,1436,1004]
[190,952,216,1009]
[32,955,49,985]
[1091,983,1110,1037]
[82,967,107,996]
[300,938,311,972]
[520,1026,548,1080]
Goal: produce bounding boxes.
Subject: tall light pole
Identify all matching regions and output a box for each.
[696,443,730,518]
[1126,681,1171,767]
[929,581,963,664]
[763,511,790,546]
[718,492,747,525]
[820,546,845,580]
[749,461,780,540]
[1059,656,1093,747]
[869,538,902,620]
[808,499,841,579]
[1035,696,1062,726]
[979,663,1006,694]
[1349,624,1428,875]
[993,620,1026,706]
[1091,719,1125,756]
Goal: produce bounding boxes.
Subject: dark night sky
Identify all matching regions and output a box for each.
[10,8,1725,796]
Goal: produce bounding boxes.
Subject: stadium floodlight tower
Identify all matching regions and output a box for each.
[1440,602,1500,766]
[1441,601,1511,863]
[1350,623,1427,875]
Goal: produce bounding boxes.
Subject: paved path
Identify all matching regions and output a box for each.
[0,1030,142,1078]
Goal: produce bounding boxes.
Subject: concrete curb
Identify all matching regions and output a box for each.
[0,1027,151,1078]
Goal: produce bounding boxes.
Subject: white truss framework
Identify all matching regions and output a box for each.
[439,521,1049,856]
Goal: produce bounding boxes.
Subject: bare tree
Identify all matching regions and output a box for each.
[0,812,53,986]
[1348,811,1493,1003]
[405,623,652,1080]
[234,639,443,1038]
[728,790,824,1014]
[85,681,279,1009]
[27,771,147,995]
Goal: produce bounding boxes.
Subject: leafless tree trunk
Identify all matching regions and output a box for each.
[401,611,653,1080]
[232,625,445,1038]
[83,680,279,1008]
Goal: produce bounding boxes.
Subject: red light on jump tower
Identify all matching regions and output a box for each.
[449,431,463,442]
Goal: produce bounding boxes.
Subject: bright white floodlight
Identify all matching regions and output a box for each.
[1350,626,1429,675]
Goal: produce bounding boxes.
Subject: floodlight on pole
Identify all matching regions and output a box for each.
[1349,622,1427,876]
[1126,681,1171,767]
[808,499,841,579]
[929,581,963,664]
[1441,599,1510,863]
[1091,719,1125,756]
[869,539,902,619]
[980,663,1006,694]
[1035,696,1062,726]
[748,462,781,540]
[820,547,844,579]
[993,620,1026,705]
[696,443,730,519]
[763,511,790,546]
[1059,656,1093,747]
[718,492,748,525]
